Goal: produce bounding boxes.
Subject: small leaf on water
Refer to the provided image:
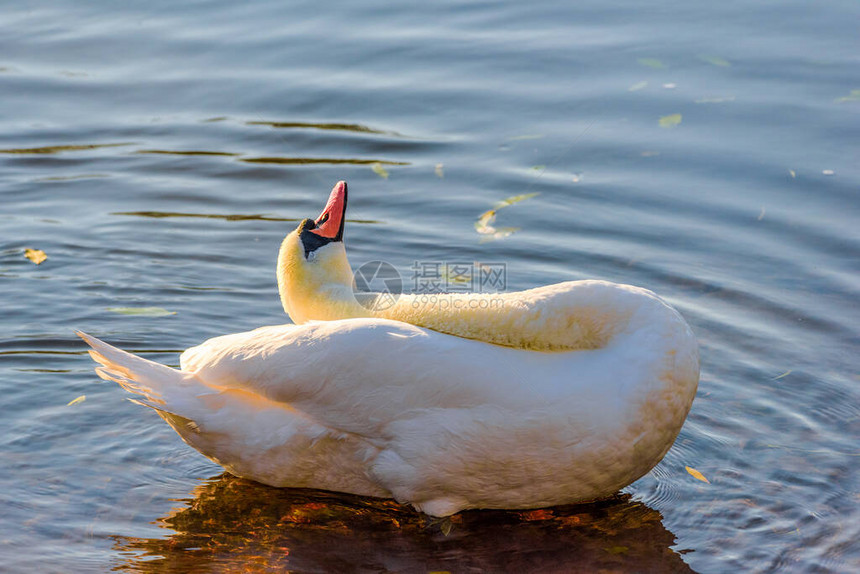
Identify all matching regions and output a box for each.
[435,163,444,178]
[371,162,389,179]
[67,395,86,406]
[474,210,497,234]
[439,519,453,536]
[788,169,796,178]
[659,113,682,128]
[835,89,860,103]
[107,307,177,317]
[474,193,537,240]
[24,248,48,265]
[493,192,539,209]
[638,58,665,69]
[686,466,710,483]
[479,227,519,243]
[530,165,546,173]
[698,55,731,67]
[628,81,648,92]
[772,370,792,380]
[695,95,736,104]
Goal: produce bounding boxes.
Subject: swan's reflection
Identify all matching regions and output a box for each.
[113,474,693,573]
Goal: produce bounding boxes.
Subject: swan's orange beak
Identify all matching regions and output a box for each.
[308,181,347,242]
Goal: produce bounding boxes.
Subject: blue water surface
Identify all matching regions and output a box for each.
[1,1,858,572]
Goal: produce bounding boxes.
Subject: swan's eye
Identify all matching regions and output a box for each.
[317,213,329,225]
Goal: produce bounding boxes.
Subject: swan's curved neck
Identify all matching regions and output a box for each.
[277,236,665,352]
[277,239,362,324]
[378,285,651,351]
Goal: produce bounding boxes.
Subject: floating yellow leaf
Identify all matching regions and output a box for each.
[440,264,473,286]
[24,248,48,265]
[107,307,176,317]
[474,193,537,240]
[435,163,444,178]
[628,81,648,92]
[474,210,497,234]
[695,95,736,104]
[788,169,796,178]
[638,58,665,69]
[67,395,86,406]
[685,465,710,483]
[659,113,682,128]
[493,192,539,209]
[835,89,860,103]
[371,162,389,179]
[479,227,519,243]
[699,55,731,67]
[772,370,792,380]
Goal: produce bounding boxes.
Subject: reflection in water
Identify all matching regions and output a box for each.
[114,475,693,573]
[240,156,410,166]
[136,150,240,157]
[0,143,133,154]
[246,120,403,136]
[111,211,300,222]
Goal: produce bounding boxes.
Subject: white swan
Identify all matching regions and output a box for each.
[79,180,699,516]
[277,181,691,352]
[80,305,696,516]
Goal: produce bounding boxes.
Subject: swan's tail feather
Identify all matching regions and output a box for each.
[77,330,191,411]
[126,397,201,434]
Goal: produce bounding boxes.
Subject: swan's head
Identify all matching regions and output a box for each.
[277,181,357,322]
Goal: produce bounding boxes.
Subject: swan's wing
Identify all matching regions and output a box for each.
[179,320,427,424]
[79,331,392,497]
[179,320,427,400]
[178,320,548,436]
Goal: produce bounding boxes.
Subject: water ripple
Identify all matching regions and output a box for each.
[240,156,410,166]
[247,120,406,137]
[0,142,133,154]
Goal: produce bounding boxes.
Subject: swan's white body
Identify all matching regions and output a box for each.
[81,181,700,516]
[80,281,697,516]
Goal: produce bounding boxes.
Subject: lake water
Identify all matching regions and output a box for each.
[1,0,858,572]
